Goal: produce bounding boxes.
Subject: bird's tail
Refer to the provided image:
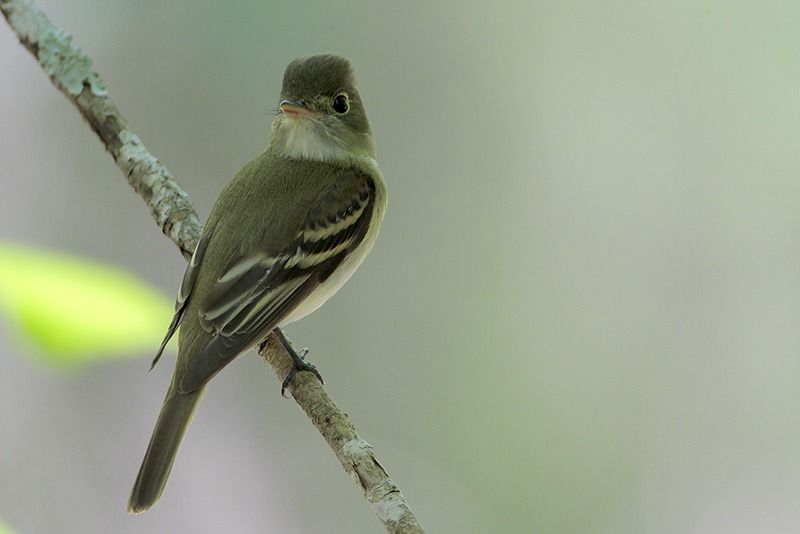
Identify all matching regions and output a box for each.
[128,385,204,514]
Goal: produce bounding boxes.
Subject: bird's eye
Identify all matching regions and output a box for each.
[332,93,349,114]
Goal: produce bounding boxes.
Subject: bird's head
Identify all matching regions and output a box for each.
[271,54,375,162]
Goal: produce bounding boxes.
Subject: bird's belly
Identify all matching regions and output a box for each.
[278,241,370,326]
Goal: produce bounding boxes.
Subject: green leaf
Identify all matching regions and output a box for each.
[0,242,174,365]
[0,516,15,534]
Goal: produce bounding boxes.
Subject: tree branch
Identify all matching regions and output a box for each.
[1,1,423,532]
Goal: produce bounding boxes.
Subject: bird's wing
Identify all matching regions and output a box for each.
[178,172,374,393]
[149,229,214,370]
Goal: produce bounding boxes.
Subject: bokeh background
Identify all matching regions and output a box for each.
[2,1,800,533]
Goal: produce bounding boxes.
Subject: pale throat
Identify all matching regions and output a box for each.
[274,117,350,162]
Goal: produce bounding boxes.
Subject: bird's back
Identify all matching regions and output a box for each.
[176,151,361,379]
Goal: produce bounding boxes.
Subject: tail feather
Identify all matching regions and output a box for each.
[128,386,204,514]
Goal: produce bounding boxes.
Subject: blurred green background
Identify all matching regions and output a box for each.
[2,1,800,533]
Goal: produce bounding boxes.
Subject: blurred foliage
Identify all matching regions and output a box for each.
[0,242,173,365]
[0,518,13,534]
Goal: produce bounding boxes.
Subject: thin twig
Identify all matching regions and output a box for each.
[0,1,423,532]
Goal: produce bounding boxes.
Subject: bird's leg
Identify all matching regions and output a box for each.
[272,328,324,397]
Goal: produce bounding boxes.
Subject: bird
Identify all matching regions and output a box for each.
[128,54,387,514]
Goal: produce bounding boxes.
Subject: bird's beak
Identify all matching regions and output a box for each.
[280,99,313,118]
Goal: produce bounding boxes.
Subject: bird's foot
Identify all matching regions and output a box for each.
[281,346,324,398]
[271,329,324,397]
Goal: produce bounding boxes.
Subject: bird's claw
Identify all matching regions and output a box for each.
[281,348,324,397]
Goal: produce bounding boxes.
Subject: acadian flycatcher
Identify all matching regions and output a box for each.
[128,54,387,513]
